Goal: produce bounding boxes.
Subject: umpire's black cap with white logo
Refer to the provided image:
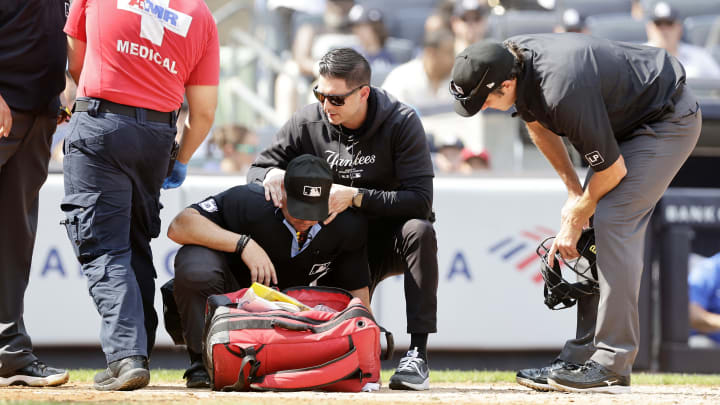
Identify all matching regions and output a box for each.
[284,154,333,221]
[450,40,515,117]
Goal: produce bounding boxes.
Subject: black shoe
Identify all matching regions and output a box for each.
[388,347,429,391]
[94,355,150,391]
[183,361,210,389]
[0,360,69,387]
[516,359,580,391]
[548,360,631,394]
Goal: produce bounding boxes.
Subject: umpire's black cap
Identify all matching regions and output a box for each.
[450,40,515,117]
[284,155,333,221]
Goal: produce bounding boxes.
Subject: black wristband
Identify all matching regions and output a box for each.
[235,234,250,255]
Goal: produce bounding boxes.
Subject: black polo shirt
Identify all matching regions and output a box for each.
[510,33,685,171]
[190,183,369,291]
[0,0,67,113]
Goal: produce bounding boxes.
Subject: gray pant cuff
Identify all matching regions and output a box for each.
[106,349,146,364]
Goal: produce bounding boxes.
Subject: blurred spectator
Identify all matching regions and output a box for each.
[426,0,455,34]
[425,12,453,35]
[211,124,259,174]
[382,29,455,109]
[293,0,355,77]
[275,0,355,119]
[554,8,589,34]
[266,1,326,53]
[688,252,720,348]
[348,5,395,85]
[460,148,490,171]
[645,1,720,79]
[431,134,466,174]
[631,0,644,21]
[450,0,490,54]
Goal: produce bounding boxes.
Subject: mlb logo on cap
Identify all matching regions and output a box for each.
[303,186,322,197]
[284,155,334,221]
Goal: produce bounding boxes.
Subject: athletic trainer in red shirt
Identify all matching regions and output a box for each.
[62,0,219,391]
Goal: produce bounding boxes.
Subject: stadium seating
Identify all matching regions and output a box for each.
[586,13,647,43]
[385,37,416,65]
[684,15,720,48]
[555,0,631,17]
[357,0,438,9]
[385,8,433,47]
[488,10,557,40]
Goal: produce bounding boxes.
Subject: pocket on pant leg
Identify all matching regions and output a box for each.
[149,200,162,239]
[61,192,102,264]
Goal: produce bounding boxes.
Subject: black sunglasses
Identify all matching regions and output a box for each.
[313,85,366,106]
[449,67,490,101]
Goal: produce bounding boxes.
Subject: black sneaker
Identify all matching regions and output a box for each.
[0,360,69,387]
[94,355,150,391]
[516,359,580,391]
[388,347,429,391]
[183,361,210,389]
[548,360,631,394]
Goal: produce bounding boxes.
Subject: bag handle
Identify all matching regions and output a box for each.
[380,326,394,361]
[220,346,261,391]
[250,338,362,391]
[270,319,315,332]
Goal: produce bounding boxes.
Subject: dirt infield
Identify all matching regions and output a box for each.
[2,382,720,404]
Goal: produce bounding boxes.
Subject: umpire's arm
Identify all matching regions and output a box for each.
[168,208,278,285]
[168,208,238,252]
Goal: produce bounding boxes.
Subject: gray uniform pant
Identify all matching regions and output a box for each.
[0,111,54,375]
[558,86,702,376]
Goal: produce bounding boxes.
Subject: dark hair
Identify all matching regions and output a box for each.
[318,48,371,87]
[487,41,524,96]
[502,40,525,80]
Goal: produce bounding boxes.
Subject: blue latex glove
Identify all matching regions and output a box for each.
[162,161,187,189]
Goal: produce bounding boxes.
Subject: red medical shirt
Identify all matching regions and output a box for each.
[65,0,219,112]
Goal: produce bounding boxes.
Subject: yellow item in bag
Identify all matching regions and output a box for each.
[250,282,312,311]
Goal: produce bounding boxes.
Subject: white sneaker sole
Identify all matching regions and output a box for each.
[389,376,429,391]
[516,376,555,392]
[548,378,631,394]
[0,371,69,387]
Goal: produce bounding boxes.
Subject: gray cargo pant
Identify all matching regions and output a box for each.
[0,111,55,375]
[557,85,702,376]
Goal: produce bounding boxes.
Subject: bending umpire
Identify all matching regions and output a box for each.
[451,34,700,393]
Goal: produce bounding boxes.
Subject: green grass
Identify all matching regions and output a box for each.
[66,369,720,386]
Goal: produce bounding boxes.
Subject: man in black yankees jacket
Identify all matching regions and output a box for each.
[247,48,437,391]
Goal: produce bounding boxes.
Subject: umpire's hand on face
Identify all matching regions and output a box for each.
[263,168,286,208]
[0,93,12,138]
[241,239,278,286]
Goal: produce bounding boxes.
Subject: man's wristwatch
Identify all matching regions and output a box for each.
[352,188,365,208]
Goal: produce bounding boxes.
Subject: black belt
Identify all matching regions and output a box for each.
[73,99,175,124]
